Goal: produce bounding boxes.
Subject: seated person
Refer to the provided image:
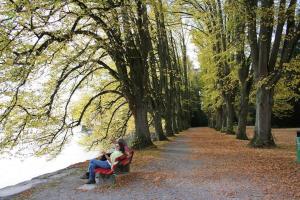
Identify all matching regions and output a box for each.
[85,141,125,184]
[80,138,131,180]
[116,138,132,156]
[100,138,131,160]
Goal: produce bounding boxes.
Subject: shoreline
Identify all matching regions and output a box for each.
[0,161,87,199]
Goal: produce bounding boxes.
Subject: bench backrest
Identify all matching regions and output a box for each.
[120,150,134,166]
[114,149,133,164]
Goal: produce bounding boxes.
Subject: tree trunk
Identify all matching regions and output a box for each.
[209,115,215,128]
[181,35,191,130]
[153,0,175,136]
[250,87,275,147]
[176,92,184,132]
[172,116,179,134]
[164,102,174,136]
[221,104,227,133]
[235,7,250,140]
[236,82,250,140]
[215,107,222,131]
[245,0,277,147]
[164,78,174,136]
[153,110,167,141]
[147,21,167,141]
[170,31,184,133]
[169,56,179,134]
[225,96,235,135]
[132,98,154,149]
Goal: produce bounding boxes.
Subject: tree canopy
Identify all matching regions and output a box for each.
[0,0,299,158]
[0,0,196,157]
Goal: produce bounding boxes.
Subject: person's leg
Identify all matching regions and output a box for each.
[81,158,97,179]
[80,171,89,179]
[87,159,110,184]
[92,159,111,169]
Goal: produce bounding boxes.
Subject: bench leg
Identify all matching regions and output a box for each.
[97,174,116,185]
[123,164,130,172]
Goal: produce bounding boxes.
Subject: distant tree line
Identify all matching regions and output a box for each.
[182,0,300,147]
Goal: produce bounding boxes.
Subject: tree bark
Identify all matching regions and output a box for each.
[120,1,154,148]
[152,110,167,141]
[146,10,167,141]
[250,87,275,147]
[221,104,227,133]
[181,30,191,129]
[164,96,174,136]
[132,97,154,148]
[245,0,276,147]
[234,4,250,140]
[225,95,235,134]
[153,0,175,136]
[215,106,223,131]
[236,81,250,140]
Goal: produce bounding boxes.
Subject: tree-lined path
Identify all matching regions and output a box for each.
[11,127,299,200]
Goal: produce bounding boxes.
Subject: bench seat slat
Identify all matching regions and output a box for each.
[95,168,114,175]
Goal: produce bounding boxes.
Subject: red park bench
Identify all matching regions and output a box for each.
[94,150,134,184]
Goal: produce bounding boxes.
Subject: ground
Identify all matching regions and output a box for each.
[9,127,300,200]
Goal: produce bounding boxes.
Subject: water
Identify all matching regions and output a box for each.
[0,133,98,189]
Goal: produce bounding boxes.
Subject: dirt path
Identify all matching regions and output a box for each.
[10,127,299,200]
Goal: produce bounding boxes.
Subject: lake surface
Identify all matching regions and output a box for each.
[0,133,98,189]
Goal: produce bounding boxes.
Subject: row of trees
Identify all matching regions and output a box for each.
[184,0,300,147]
[0,0,197,157]
[2,0,297,156]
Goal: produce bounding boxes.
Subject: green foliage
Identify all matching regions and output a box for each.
[0,0,131,157]
[0,0,193,156]
[71,80,132,150]
[273,56,300,117]
[184,0,300,132]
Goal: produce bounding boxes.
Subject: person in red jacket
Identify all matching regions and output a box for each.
[80,138,131,182]
[116,138,132,156]
[85,141,125,184]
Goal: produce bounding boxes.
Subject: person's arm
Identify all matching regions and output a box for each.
[103,151,111,163]
[96,151,103,160]
[102,151,111,163]
[125,147,132,157]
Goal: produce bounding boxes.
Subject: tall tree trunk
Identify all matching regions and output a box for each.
[132,97,153,148]
[169,65,179,134]
[164,92,174,136]
[236,81,250,140]
[215,106,223,131]
[236,57,252,140]
[121,1,154,148]
[173,35,184,132]
[153,0,174,136]
[234,2,250,140]
[181,30,191,129]
[176,88,184,131]
[221,104,227,132]
[169,31,181,134]
[147,13,167,141]
[208,113,215,128]
[152,110,167,141]
[251,87,275,146]
[225,95,235,134]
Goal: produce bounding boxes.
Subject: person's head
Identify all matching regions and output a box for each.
[115,141,125,153]
[117,138,127,147]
